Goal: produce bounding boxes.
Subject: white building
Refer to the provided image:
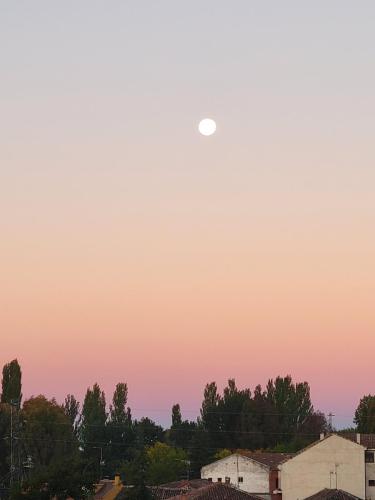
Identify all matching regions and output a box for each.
[201,452,292,499]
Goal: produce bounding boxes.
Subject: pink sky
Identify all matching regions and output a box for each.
[1,2,375,428]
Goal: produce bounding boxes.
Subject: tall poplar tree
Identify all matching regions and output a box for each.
[355,395,375,433]
[63,394,80,434]
[1,359,22,406]
[80,383,107,472]
[108,383,133,469]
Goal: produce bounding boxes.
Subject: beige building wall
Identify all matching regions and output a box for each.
[280,435,366,500]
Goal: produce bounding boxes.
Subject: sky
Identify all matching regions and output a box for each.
[1,1,375,428]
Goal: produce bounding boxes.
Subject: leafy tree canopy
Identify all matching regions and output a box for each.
[1,359,22,406]
[146,442,188,485]
[354,395,375,433]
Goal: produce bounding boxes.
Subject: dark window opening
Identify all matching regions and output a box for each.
[366,452,375,463]
[225,477,230,484]
[217,478,222,483]
[369,480,375,486]
[238,477,243,483]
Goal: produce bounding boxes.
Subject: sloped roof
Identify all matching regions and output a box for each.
[278,433,366,467]
[94,480,120,499]
[152,480,211,499]
[152,486,190,499]
[159,479,210,490]
[303,489,361,500]
[201,451,294,472]
[339,432,375,449]
[166,483,262,499]
[237,451,294,469]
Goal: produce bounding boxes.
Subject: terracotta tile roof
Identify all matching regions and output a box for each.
[339,432,375,449]
[303,489,361,500]
[152,486,190,499]
[361,434,375,448]
[152,480,211,499]
[337,432,375,450]
[237,451,294,469]
[165,483,262,499]
[159,480,210,490]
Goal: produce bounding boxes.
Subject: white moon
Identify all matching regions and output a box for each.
[198,118,216,136]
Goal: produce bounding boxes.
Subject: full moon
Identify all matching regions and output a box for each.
[198,118,216,136]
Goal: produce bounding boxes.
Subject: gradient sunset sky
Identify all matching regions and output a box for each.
[1,1,375,428]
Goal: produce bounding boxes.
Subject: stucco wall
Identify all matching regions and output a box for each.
[280,435,366,500]
[201,454,269,495]
[366,461,375,499]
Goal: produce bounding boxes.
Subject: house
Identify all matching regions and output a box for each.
[94,475,124,500]
[340,433,375,500]
[279,434,366,500]
[303,489,361,500]
[201,452,293,499]
[153,480,263,499]
[152,479,211,499]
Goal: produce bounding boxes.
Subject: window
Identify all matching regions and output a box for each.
[369,480,375,487]
[225,477,230,484]
[238,477,243,483]
[207,478,212,482]
[366,452,375,463]
[275,478,279,489]
[217,478,222,483]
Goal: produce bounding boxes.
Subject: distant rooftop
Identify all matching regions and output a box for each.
[153,481,262,499]
[236,450,294,469]
[339,432,375,449]
[304,489,361,500]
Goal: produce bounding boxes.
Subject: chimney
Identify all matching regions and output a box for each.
[320,433,325,441]
[114,475,121,486]
[357,433,361,444]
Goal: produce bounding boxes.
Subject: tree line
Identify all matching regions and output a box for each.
[0,358,374,499]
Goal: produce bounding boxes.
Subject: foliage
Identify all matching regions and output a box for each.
[21,395,76,467]
[354,395,375,433]
[218,379,252,449]
[146,442,188,485]
[266,375,313,444]
[8,395,95,499]
[121,443,188,487]
[196,376,325,455]
[188,425,212,477]
[214,449,232,460]
[107,383,134,471]
[200,382,221,434]
[0,358,330,491]
[10,455,95,500]
[0,403,10,481]
[79,383,107,469]
[110,383,130,425]
[1,359,22,406]
[133,417,164,448]
[63,394,80,433]
[121,451,152,499]
[169,404,197,449]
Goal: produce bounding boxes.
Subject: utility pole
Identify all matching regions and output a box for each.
[328,413,335,432]
[185,460,191,481]
[10,403,13,487]
[93,447,105,480]
[9,399,20,488]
